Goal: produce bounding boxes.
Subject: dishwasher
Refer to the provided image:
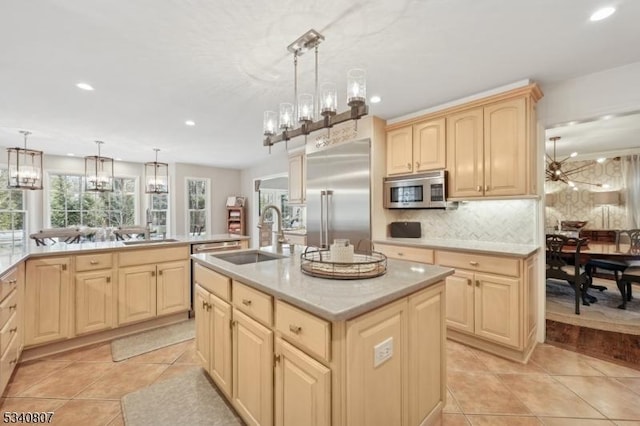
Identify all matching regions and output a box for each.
[189,240,245,316]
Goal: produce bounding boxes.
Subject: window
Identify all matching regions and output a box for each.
[149,193,169,235]
[0,169,26,251]
[49,174,136,228]
[187,178,208,234]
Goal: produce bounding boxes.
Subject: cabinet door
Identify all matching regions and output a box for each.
[288,153,305,204]
[118,265,156,325]
[445,270,475,334]
[346,300,407,426]
[210,293,232,399]
[446,108,484,198]
[474,273,521,348]
[25,258,71,346]
[483,97,527,196]
[386,126,413,175]
[408,283,446,426]
[274,338,330,426]
[414,118,446,171]
[233,309,273,426]
[75,270,114,335]
[156,260,189,316]
[194,284,211,371]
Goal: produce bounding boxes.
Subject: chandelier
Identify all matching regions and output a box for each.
[7,130,43,190]
[145,148,169,194]
[85,141,114,192]
[263,29,368,151]
[545,136,607,189]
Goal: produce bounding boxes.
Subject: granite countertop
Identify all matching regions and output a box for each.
[0,233,250,276]
[374,238,539,258]
[192,249,453,321]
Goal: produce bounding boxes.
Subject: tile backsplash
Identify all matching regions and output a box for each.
[389,199,537,244]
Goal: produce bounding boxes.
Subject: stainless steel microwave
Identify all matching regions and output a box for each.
[383,171,447,209]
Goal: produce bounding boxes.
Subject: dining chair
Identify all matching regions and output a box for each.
[615,229,640,309]
[546,234,590,315]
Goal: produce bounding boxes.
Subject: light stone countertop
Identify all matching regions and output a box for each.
[192,249,454,321]
[374,238,539,258]
[0,233,250,276]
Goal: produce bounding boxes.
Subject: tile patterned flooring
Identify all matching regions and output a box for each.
[1,338,639,425]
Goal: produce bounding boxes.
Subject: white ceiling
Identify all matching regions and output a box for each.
[1,0,640,169]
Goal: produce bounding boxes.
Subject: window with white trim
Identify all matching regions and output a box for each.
[186,178,208,234]
[0,169,27,251]
[149,193,169,235]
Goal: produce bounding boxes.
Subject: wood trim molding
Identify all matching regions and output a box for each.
[386,83,543,131]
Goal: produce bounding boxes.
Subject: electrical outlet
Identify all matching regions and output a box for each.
[373,337,393,368]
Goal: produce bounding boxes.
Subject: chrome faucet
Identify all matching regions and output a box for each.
[258,204,287,251]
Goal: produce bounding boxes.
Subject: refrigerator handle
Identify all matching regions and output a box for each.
[320,190,326,248]
[325,190,333,246]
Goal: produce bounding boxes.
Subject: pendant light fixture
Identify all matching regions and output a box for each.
[262,29,368,151]
[85,141,114,192]
[145,148,169,194]
[7,130,43,190]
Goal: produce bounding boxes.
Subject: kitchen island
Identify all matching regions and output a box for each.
[192,250,453,426]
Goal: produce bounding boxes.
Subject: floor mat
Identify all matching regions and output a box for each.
[111,319,195,361]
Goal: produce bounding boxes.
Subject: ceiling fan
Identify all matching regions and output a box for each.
[545,136,607,189]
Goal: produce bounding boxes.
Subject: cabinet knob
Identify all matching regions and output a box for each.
[9,358,17,365]
[466,279,472,286]
[8,279,17,285]
[469,261,479,266]
[274,354,281,364]
[8,304,16,310]
[151,270,156,277]
[90,260,99,265]
[9,327,17,334]
[415,161,420,169]
[407,162,411,170]
[484,185,489,192]
[242,299,252,306]
[397,252,404,256]
[289,324,302,334]
[202,300,207,310]
[476,185,482,192]
[475,280,480,287]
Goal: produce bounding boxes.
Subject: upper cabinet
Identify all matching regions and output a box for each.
[288,152,305,205]
[385,83,542,199]
[386,118,446,176]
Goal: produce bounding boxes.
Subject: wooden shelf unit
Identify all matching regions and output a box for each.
[227,207,245,235]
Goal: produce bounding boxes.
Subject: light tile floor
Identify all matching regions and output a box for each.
[1,339,639,425]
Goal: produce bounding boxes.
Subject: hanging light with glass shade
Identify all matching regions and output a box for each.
[7,130,43,190]
[85,140,114,192]
[145,148,169,194]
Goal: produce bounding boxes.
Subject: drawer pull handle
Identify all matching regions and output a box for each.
[8,279,17,285]
[9,327,17,334]
[8,304,17,310]
[242,299,252,306]
[90,260,99,265]
[469,261,479,266]
[397,252,404,256]
[289,325,302,334]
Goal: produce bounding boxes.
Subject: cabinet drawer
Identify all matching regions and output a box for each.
[118,246,189,267]
[436,250,520,277]
[0,311,17,356]
[275,301,331,362]
[0,329,19,392]
[0,268,18,302]
[375,243,434,264]
[76,253,113,272]
[233,281,272,326]
[194,264,230,301]
[0,290,17,328]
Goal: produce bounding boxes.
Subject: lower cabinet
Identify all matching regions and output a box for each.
[0,265,23,393]
[75,270,115,335]
[25,257,71,346]
[274,338,330,426]
[194,260,446,426]
[156,260,190,316]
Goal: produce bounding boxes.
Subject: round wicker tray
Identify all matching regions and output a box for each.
[300,248,387,280]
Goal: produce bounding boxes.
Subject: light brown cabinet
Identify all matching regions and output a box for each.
[0,266,23,394]
[288,152,306,204]
[156,260,190,316]
[447,97,533,198]
[436,250,537,362]
[374,243,434,264]
[75,270,115,335]
[118,264,157,325]
[25,257,71,346]
[386,118,446,176]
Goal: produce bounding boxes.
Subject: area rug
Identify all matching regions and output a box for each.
[546,278,640,334]
[111,319,195,361]
[122,368,241,426]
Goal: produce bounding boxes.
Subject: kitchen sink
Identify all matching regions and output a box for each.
[212,250,284,265]
[122,238,180,246]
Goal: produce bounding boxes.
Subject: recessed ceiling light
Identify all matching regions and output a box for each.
[597,157,607,163]
[590,7,615,22]
[570,152,578,158]
[370,95,381,104]
[76,82,94,91]
[602,184,611,189]
[185,120,195,126]
[572,187,579,191]
[67,153,75,156]
[116,158,123,161]
[568,181,575,187]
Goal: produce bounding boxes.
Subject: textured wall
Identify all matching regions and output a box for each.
[387,199,538,244]
[545,158,626,230]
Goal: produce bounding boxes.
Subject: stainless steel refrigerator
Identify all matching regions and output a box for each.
[306,138,371,249]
